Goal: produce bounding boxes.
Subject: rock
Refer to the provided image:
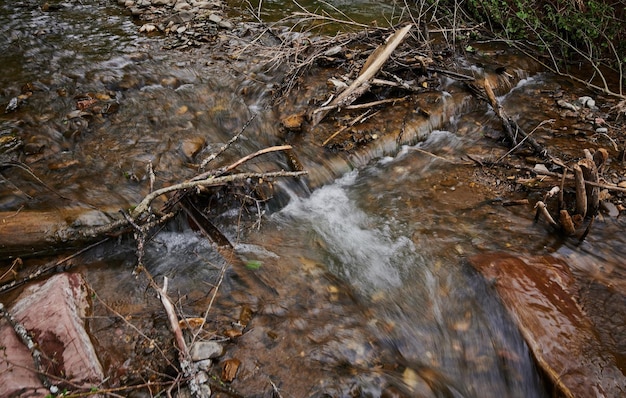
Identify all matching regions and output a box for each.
[196,359,212,371]
[181,136,205,159]
[174,1,192,11]
[165,10,194,24]
[208,13,233,29]
[595,127,608,134]
[557,99,579,112]
[578,96,596,108]
[190,341,224,361]
[140,23,158,33]
[469,253,626,397]
[600,201,620,217]
[281,113,305,131]
[0,274,103,396]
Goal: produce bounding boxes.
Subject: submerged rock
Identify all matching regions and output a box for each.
[469,253,626,397]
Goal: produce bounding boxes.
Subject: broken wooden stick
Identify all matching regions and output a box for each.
[311,24,413,125]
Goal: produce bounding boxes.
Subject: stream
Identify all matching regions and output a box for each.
[1,0,625,397]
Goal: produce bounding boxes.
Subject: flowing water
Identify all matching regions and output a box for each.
[1,1,625,396]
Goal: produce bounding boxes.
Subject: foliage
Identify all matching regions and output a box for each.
[424,0,625,95]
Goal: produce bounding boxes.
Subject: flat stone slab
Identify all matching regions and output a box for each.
[469,253,626,397]
[0,273,103,396]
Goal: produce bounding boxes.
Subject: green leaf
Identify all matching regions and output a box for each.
[245,260,262,270]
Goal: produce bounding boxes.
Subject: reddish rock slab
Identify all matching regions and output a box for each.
[469,253,625,398]
[0,273,103,396]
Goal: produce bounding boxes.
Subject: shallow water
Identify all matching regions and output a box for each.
[1,0,624,396]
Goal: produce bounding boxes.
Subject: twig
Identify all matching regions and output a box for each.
[322,110,371,146]
[409,147,471,164]
[159,277,208,397]
[199,114,257,169]
[269,378,284,398]
[93,291,176,370]
[472,158,626,194]
[0,239,109,295]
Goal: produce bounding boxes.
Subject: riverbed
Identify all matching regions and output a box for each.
[0,0,624,397]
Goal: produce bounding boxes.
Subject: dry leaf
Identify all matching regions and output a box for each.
[221,358,241,382]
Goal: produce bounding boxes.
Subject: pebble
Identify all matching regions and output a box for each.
[123,0,234,49]
[189,341,223,361]
[595,127,608,134]
[578,96,596,108]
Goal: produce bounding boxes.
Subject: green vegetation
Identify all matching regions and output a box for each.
[425,0,625,96]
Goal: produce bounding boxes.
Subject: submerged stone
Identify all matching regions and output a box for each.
[469,253,626,397]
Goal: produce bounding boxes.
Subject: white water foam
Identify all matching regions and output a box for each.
[277,171,415,292]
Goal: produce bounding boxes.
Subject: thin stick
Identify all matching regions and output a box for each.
[194,145,293,181]
[199,114,258,169]
[322,111,371,146]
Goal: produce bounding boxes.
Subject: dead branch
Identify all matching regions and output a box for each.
[199,114,257,169]
[311,24,413,125]
[579,157,600,217]
[534,201,557,227]
[158,277,210,397]
[573,165,587,218]
[132,170,307,218]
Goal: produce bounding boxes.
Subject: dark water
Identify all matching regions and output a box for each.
[1,1,624,396]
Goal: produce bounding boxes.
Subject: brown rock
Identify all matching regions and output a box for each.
[0,273,104,396]
[181,136,205,159]
[281,113,305,131]
[469,253,626,397]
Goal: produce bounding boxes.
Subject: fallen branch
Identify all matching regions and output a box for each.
[469,157,626,194]
[311,24,413,125]
[132,170,307,218]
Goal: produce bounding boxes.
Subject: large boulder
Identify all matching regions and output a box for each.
[469,253,625,397]
[0,273,104,396]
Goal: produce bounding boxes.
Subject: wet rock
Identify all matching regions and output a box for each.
[600,200,620,217]
[0,273,103,396]
[5,96,19,112]
[140,23,158,33]
[190,341,224,361]
[174,1,192,12]
[578,96,596,109]
[181,136,205,158]
[469,253,626,397]
[164,11,195,24]
[557,99,579,112]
